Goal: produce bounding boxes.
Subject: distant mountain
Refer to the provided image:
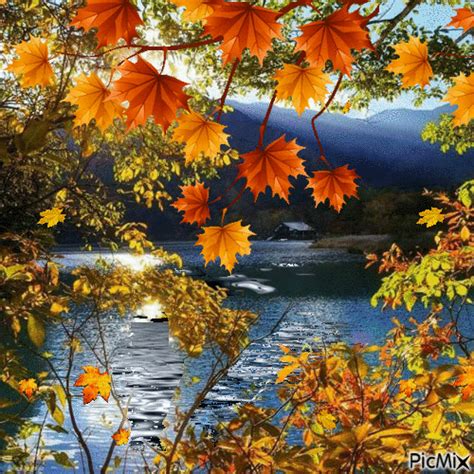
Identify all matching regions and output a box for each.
[222,101,473,188]
[78,101,473,242]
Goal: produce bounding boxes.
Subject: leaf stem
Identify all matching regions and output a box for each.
[217,59,240,122]
[311,73,343,168]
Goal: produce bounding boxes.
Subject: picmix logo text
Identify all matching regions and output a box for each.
[408,451,471,471]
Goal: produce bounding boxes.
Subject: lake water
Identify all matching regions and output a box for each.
[4,241,416,472]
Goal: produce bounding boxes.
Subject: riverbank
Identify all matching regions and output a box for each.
[311,233,434,254]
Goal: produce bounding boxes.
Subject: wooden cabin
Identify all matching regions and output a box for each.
[270,221,316,240]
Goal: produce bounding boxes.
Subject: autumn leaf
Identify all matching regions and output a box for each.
[70,0,143,48]
[448,7,474,33]
[203,2,283,65]
[172,110,229,163]
[276,363,299,383]
[443,73,473,127]
[295,5,374,76]
[74,366,111,404]
[38,207,66,227]
[454,365,474,400]
[417,207,445,228]
[171,0,222,22]
[110,57,190,131]
[18,378,38,400]
[8,36,55,88]
[238,135,306,203]
[64,73,123,131]
[112,428,130,445]
[196,220,254,273]
[172,182,211,226]
[307,164,360,212]
[274,64,332,115]
[386,36,433,88]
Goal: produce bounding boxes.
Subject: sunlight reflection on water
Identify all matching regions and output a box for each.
[18,242,400,472]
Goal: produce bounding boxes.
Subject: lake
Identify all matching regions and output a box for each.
[4,241,415,472]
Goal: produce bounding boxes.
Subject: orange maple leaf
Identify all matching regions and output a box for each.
[74,366,111,404]
[238,135,306,203]
[70,0,143,48]
[18,378,38,400]
[8,36,55,88]
[448,7,474,32]
[172,110,229,163]
[295,5,374,76]
[203,2,283,65]
[454,365,474,400]
[171,0,222,22]
[274,64,332,115]
[64,73,123,131]
[306,164,360,212]
[196,220,254,273]
[386,36,433,88]
[110,57,190,131]
[443,73,473,127]
[172,182,211,226]
[112,428,131,445]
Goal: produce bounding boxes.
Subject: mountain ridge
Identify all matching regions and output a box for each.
[221,101,472,188]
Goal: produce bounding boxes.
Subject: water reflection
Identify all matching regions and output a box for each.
[16,241,399,472]
[114,253,162,271]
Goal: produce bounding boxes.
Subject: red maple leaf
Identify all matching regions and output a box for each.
[307,164,360,212]
[238,135,306,203]
[203,2,283,65]
[110,56,190,131]
[70,0,143,48]
[295,5,375,76]
[172,182,211,226]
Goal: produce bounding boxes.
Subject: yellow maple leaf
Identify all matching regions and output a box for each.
[444,73,474,127]
[274,64,332,115]
[172,110,229,163]
[195,220,254,273]
[64,73,123,131]
[38,207,66,228]
[112,428,130,446]
[8,36,55,88]
[170,0,219,22]
[18,378,38,400]
[417,207,445,228]
[386,36,433,88]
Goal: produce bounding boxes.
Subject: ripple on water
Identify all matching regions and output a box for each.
[31,241,396,472]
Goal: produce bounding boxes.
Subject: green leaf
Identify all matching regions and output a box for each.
[15,120,50,155]
[53,384,67,407]
[27,314,45,347]
[53,452,75,469]
[46,392,64,426]
[46,423,68,434]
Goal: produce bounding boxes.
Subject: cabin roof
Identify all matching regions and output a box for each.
[280,221,314,231]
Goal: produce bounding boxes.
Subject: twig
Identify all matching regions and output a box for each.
[217,59,240,122]
[311,73,343,168]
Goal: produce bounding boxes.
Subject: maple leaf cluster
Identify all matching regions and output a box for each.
[7,0,473,272]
